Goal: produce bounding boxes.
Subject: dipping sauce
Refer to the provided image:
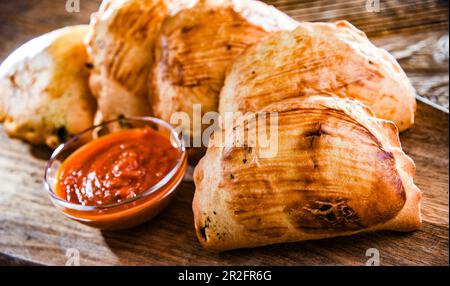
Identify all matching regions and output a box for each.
[55,127,180,206]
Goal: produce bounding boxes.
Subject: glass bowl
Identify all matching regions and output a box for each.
[44,116,187,230]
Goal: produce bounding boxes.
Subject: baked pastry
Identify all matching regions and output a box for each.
[0,25,96,148]
[86,0,197,123]
[193,95,421,251]
[150,0,298,150]
[219,21,416,132]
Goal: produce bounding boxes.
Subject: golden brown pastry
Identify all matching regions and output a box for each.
[0,25,96,148]
[150,0,298,149]
[219,21,416,132]
[193,96,421,251]
[86,0,197,123]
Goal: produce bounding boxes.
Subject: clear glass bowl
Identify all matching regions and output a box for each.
[44,116,187,230]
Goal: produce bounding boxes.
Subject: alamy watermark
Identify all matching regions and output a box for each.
[366,0,381,13]
[169,105,279,158]
[365,248,380,266]
[65,248,80,266]
[66,0,80,13]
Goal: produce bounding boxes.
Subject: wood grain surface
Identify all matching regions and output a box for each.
[0,0,448,265]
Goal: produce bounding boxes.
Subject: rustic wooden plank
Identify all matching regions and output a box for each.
[400,103,449,228]
[0,0,102,61]
[373,31,449,109]
[410,74,449,110]
[373,31,449,73]
[0,253,40,266]
[0,101,447,266]
[265,0,449,37]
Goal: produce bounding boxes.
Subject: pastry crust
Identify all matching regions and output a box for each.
[193,96,421,251]
[0,25,96,148]
[150,0,298,149]
[219,21,416,132]
[86,0,197,123]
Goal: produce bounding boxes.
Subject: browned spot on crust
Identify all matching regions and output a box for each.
[303,122,329,150]
[285,198,364,233]
[234,209,247,215]
[305,122,331,137]
[181,25,197,34]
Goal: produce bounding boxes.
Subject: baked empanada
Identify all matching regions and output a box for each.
[193,96,421,251]
[219,21,416,132]
[86,0,197,123]
[0,25,96,148]
[150,0,298,148]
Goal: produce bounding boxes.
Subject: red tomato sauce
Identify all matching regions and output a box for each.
[55,127,180,206]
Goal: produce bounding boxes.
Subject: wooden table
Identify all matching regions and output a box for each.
[0,0,448,266]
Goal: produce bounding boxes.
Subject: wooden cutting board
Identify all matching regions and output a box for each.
[0,0,448,266]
